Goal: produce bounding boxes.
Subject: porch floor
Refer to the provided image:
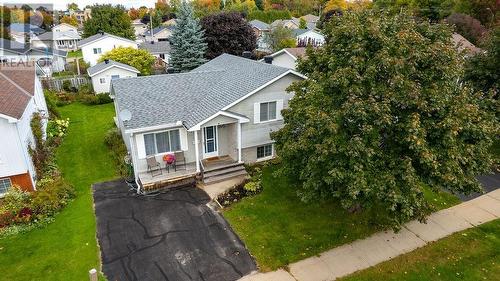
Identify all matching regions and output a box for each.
[139,162,197,190]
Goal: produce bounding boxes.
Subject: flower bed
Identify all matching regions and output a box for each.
[216,165,264,207]
[0,113,75,237]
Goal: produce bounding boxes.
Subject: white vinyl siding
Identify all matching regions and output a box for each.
[0,178,12,195]
[144,129,181,156]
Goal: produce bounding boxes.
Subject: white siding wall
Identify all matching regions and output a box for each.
[228,73,302,162]
[91,67,138,94]
[271,53,297,70]
[0,119,28,178]
[81,37,138,66]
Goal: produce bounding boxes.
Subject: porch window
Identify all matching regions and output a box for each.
[257,144,273,159]
[0,178,12,195]
[260,101,277,122]
[144,129,181,156]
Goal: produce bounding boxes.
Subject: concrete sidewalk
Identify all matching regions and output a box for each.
[239,189,500,281]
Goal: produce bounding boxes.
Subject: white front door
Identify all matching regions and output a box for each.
[203,125,218,158]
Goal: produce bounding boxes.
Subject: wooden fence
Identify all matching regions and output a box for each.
[40,76,90,92]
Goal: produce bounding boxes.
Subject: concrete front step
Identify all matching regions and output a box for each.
[204,161,243,173]
[203,169,249,185]
[204,165,246,178]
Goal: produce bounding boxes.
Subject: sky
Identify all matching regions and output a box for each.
[1,0,157,10]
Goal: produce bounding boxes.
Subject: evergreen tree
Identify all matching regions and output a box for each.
[170,1,208,72]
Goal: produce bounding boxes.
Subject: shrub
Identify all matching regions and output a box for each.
[0,186,31,216]
[104,128,129,177]
[77,93,113,105]
[243,181,261,193]
[44,90,60,117]
[30,176,75,218]
[47,118,70,138]
[447,13,487,45]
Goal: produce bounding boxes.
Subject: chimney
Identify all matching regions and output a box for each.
[242,51,252,59]
[104,59,109,64]
[264,56,273,64]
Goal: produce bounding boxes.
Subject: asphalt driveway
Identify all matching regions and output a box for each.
[93,180,256,281]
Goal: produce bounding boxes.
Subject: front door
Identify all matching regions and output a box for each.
[203,126,218,158]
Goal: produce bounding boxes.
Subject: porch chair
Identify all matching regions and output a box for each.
[146,155,162,177]
[174,152,186,171]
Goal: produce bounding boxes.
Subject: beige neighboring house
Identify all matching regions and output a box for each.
[145,26,174,43]
[69,8,92,27]
[261,48,307,70]
[163,19,177,26]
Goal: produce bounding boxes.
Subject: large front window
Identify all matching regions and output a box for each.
[144,129,181,156]
[0,178,12,195]
[260,101,277,122]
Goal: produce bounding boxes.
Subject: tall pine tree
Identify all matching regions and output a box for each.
[169,1,207,73]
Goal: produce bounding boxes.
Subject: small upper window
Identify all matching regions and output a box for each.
[93,48,102,54]
[99,78,106,84]
[0,178,12,195]
[260,101,277,122]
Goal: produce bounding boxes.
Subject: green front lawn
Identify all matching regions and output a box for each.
[68,49,82,58]
[0,103,117,280]
[341,219,500,281]
[223,165,460,271]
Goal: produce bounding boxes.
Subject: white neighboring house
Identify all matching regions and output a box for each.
[0,66,47,196]
[112,54,305,192]
[261,47,306,70]
[30,23,81,51]
[87,59,139,94]
[139,41,171,65]
[294,29,325,47]
[78,32,138,66]
[132,19,148,38]
[144,26,173,43]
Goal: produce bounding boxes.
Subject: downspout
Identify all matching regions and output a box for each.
[129,134,141,194]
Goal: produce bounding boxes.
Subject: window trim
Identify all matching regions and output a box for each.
[93,47,102,54]
[99,77,106,84]
[0,177,12,196]
[256,144,273,160]
[143,129,182,157]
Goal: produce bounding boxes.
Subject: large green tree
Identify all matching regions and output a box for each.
[464,27,499,96]
[264,24,296,52]
[98,47,156,75]
[83,4,135,40]
[272,10,497,229]
[169,1,208,72]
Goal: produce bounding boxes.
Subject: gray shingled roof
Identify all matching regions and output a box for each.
[144,26,173,36]
[139,41,171,54]
[78,32,136,48]
[249,20,270,31]
[112,54,292,130]
[0,38,30,54]
[87,60,139,76]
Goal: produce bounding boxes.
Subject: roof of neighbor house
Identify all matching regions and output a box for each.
[249,19,270,31]
[139,41,171,54]
[163,19,177,26]
[132,19,145,26]
[292,29,310,37]
[0,38,31,54]
[35,30,81,41]
[301,14,320,23]
[77,32,137,48]
[28,47,68,58]
[452,33,482,55]
[87,59,140,77]
[0,66,35,120]
[284,47,307,58]
[8,23,45,34]
[112,54,301,130]
[1,38,67,57]
[271,18,300,29]
[144,26,173,37]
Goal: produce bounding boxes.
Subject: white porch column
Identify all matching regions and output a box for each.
[237,121,242,163]
[194,130,201,172]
